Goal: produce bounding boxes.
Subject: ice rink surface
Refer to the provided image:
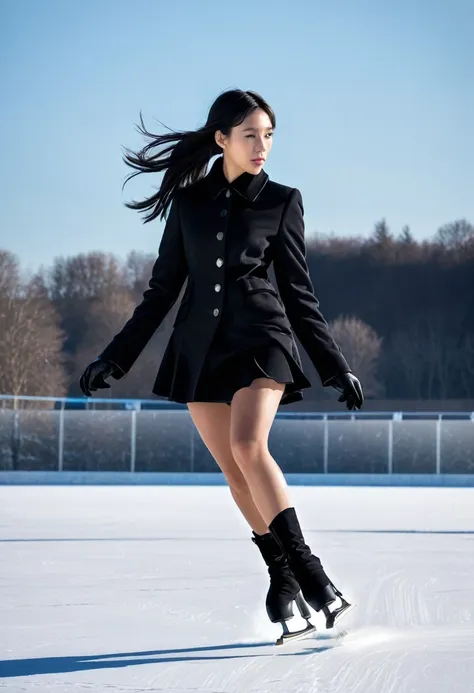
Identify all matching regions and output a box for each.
[1,484,474,693]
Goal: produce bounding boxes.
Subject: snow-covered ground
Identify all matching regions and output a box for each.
[1,484,474,692]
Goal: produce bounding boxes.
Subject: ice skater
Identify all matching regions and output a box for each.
[79,88,364,644]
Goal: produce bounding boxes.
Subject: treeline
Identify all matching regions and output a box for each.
[1,217,473,402]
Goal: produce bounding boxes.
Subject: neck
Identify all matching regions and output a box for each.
[222,157,246,184]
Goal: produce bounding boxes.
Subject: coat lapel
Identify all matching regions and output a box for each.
[202,155,269,202]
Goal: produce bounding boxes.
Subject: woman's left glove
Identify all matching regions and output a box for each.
[327,372,364,410]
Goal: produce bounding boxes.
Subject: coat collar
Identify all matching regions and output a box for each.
[202,155,269,202]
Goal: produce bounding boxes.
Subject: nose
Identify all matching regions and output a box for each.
[255,134,268,152]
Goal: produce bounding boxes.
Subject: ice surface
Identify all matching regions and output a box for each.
[1,485,474,692]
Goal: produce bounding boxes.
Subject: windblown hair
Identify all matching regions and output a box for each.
[121,88,276,223]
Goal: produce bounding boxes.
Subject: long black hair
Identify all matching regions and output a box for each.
[121,88,276,223]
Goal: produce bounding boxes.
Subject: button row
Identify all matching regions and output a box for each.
[213,191,230,316]
[213,258,223,316]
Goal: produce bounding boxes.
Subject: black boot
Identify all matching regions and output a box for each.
[251,530,301,623]
[252,530,324,645]
[268,507,352,628]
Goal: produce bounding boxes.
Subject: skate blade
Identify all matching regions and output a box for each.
[323,600,357,632]
[275,622,316,646]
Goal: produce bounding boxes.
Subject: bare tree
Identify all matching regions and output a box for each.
[329,315,383,397]
[48,252,126,301]
[72,278,183,398]
[435,219,474,249]
[0,251,67,398]
[124,250,155,295]
[72,287,137,390]
[45,252,131,369]
[0,250,21,293]
[434,219,474,262]
[309,233,365,258]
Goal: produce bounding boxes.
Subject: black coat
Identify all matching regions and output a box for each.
[99,156,351,403]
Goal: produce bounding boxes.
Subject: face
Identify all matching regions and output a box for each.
[215,108,274,177]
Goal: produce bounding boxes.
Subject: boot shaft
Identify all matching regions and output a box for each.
[268,507,347,614]
[251,530,301,622]
[268,507,318,565]
[251,530,288,573]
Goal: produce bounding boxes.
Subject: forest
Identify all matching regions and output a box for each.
[1,217,473,403]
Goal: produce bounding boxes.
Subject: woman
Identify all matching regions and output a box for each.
[79,88,364,644]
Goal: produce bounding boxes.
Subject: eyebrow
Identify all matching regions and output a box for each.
[242,126,274,131]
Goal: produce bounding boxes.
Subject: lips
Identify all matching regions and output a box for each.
[252,159,265,163]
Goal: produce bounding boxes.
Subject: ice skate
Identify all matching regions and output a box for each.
[251,530,317,645]
[268,507,355,634]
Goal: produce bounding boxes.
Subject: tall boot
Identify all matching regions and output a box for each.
[268,507,352,629]
[251,530,301,623]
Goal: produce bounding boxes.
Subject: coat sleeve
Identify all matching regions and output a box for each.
[273,187,351,386]
[98,190,188,378]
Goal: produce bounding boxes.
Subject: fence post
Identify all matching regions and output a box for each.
[190,419,195,473]
[436,415,441,474]
[323,415,329,474]
[130,408,136,473]
[387,418,393,474]
[58,400,65,472]
[11,409,20,471]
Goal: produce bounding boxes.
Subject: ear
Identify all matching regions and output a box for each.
[214,129,226,151]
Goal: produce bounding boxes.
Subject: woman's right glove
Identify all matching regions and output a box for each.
[79,358,119,397]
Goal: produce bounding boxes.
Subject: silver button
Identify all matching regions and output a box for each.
[225,189,231,197]
[216,257,223,267]
[214,284,221,292]
[216,231,224,240]
[220,209,227,217]
[213,308,220,317]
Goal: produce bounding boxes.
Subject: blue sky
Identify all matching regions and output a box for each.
[1,0,472,275]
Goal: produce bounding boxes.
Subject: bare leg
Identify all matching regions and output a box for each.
[229,377,292,525]
[188,396,316,639]
[186,400,268,534]
[225,382,352,629]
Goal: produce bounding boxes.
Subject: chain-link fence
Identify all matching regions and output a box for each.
[1,395,474,474]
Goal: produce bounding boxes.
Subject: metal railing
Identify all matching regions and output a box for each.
[1,395,474,474]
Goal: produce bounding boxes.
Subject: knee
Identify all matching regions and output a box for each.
[230,437,268,468]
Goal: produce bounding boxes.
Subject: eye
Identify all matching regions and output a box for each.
[246,133,274,138]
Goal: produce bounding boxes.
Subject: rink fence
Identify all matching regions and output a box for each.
[1,395,474,480]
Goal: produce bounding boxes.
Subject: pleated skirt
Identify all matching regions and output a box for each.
[191,330,310,406]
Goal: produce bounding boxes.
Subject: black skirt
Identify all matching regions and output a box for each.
[192,333,309,406]
[154,303,313,406]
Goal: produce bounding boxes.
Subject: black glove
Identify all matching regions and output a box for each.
[79,358,118,397]
[327,372,364,410]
